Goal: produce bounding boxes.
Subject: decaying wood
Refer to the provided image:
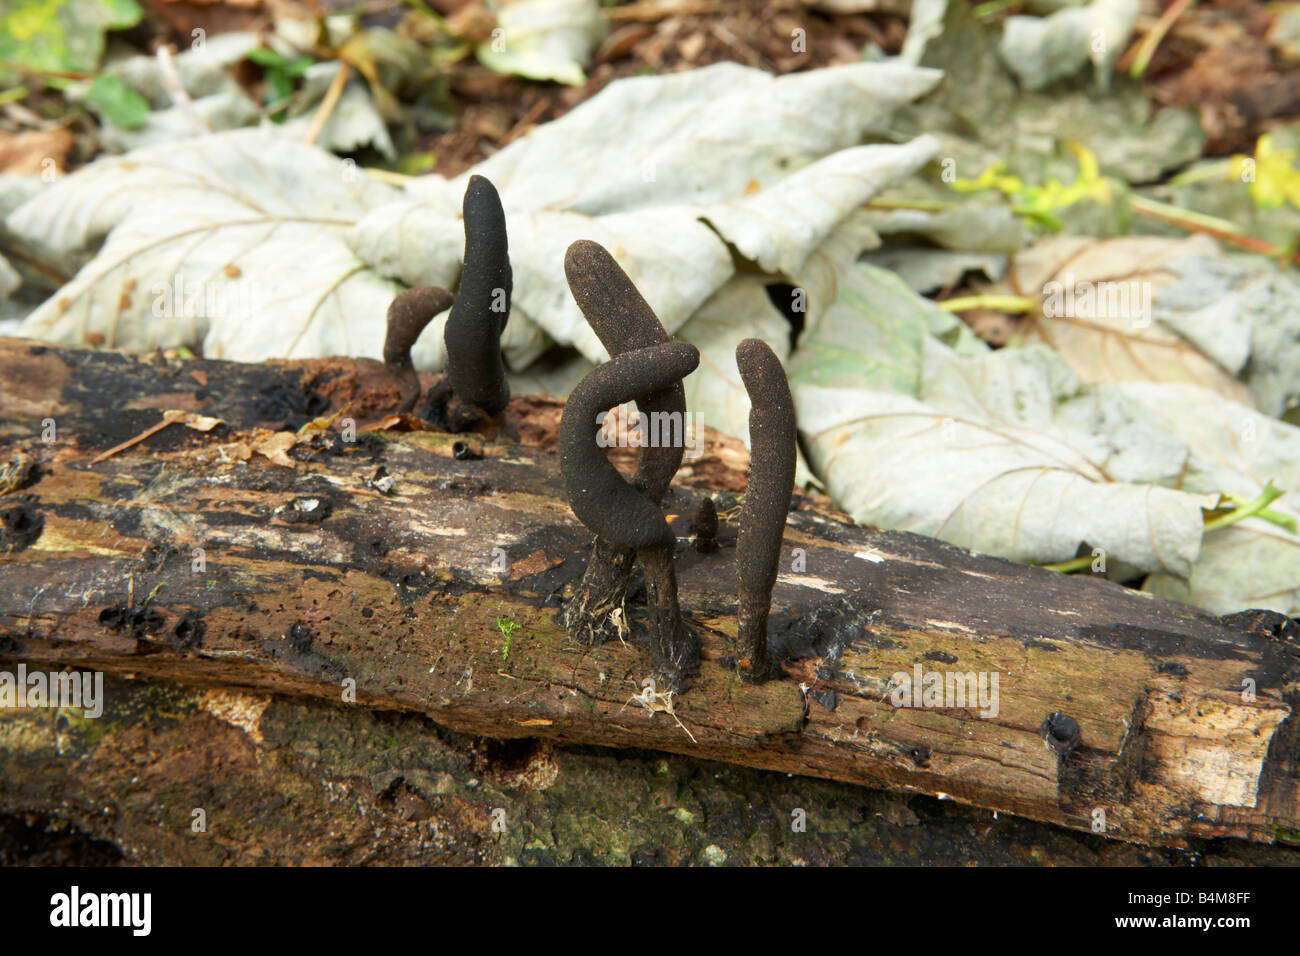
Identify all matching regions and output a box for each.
[1,335,1297,849]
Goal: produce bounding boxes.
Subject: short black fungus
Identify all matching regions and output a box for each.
[384,286,453,413]
[693,496,718,554]
[452,440,483,461]
[560,341,701,684]
[1041,711,1082,756]
[439,174,512,426]
[735,338,796,683]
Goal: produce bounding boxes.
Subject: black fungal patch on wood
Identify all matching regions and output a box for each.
[0,498,43,554]
[288,622,314,653]
[172,611,206,651]
[98,602,166,640]
[276,496,334,524]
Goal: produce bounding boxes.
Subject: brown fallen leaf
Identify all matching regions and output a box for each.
[252,430,297,466]
[0,127,74,177]
[298,404,350,436]
[508,548,562,580]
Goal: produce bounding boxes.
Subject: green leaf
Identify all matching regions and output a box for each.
[264,69,294,108]
[86,72,150,129]
[788,262,988,397]
[247,47,315,78]
[245,47,289,69]
[394,151,437,175]
[98,0,140,28]
[0,0,144,85]
[281,55,316,78]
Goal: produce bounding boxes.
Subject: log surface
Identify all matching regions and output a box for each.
[1,336,1298,849]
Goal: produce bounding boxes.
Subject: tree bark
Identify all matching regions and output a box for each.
[1,335,1298,851]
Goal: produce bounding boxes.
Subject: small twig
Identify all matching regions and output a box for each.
[972,0,1020,18]
[302,61,351,147]
[0,60,93,81]
[364,168,414,186]
[1046,482,1291,572]
[89,409,222,465]
[498,98,550,148]
[88,413,184,465]
[1129,195,1300,265]
[155,45,206,134]
[937,294,1037,314]
[1124,0,1197,79]
[1218,492,1298,533]
[1041,554,1098,574]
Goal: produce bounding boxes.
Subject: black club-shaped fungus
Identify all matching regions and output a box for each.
[442,174,512,419]
[735,338,796,682]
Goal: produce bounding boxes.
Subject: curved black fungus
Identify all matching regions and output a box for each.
[693,496,718,554]
[443,174,512,418]
[384,286,453,413]
[565,240,684,501]
[735,338,796,682]
[562,240,695,651]
[560,342,702,682]
[560,342,699,550]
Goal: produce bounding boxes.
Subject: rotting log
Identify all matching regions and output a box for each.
[0,335,1297,850]
[11,674,1296,866]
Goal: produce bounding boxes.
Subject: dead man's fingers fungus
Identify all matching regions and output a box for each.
[560,240,693,650]
[559,342,699,549]
[441,174,512,422]
[560,341,702,682]
[735,338,797,682]
[563,239,684,501]
[383,286,453,413]
[693,496,718,554]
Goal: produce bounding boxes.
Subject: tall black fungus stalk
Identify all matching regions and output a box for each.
[735,338,796,682]
[428,174,513,430]
[559,341,702,685]
[561,240,687,646]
